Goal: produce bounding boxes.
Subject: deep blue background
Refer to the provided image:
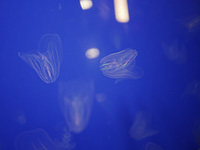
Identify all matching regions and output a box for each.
[0,0,200,149]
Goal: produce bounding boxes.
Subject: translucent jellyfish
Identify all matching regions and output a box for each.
[181,80,200,101]
[145,142,164,150]
[162,40,187,64]
[15,129,58,150]
[54,123,75,150]
[18,34,63,83]
[100,48,143,80]
[130,111,159,140]
[15,128,74,150]
[59,80,94,133]
[182,15,200,34]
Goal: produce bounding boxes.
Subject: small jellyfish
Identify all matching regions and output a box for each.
[145,142,164,150]
[162,40,187,64]
[130,111,159,140]
[15,129,57,150]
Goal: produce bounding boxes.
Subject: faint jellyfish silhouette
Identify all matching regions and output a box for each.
[96,93,107,102]
[176,15,200,41]
[130,111,159,140]
[145,142,164,150]
[54,122,75,150]
[181,80,200,102]
[161,40,187,64]
[98,1,110,21]
[182,15,200,34]
[59,80,94,133]
[18,34,63,83]
[99,48,143,80]
[15,128,58,150]
[13,110,26,125]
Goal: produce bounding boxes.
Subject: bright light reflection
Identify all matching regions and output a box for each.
[80,0,93,10]
[85,48,100,59]
[114,0,130,23]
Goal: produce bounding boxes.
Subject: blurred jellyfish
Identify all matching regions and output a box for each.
[15,128,74,150]
[162,40,187,64]
[145,142,164,150]
[59,80,94,133]
[14,110,26,125]
[54,123,75,150]
[15,129,58,150]
[182,15,200,34]
[98,1,110,21]
[175,14,200,41]
[58,3,62,10]
[56,130,75,150]
[18,34,63,83]
[181,80,200,102]
[96,93,107,102]
[130,111,159,140]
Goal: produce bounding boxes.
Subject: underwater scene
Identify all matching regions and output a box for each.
[0,0,200,149]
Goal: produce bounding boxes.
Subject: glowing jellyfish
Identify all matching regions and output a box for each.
[18,34,63,83]
[100,48,143,80]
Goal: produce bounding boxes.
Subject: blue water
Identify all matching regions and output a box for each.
[0,0,200,150]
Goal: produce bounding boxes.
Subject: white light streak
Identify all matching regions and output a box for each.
[114,0,130,23]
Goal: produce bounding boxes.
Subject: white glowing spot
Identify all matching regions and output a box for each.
[85,48,100,59]
[80,0,93,10]
[114,0,130,23]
